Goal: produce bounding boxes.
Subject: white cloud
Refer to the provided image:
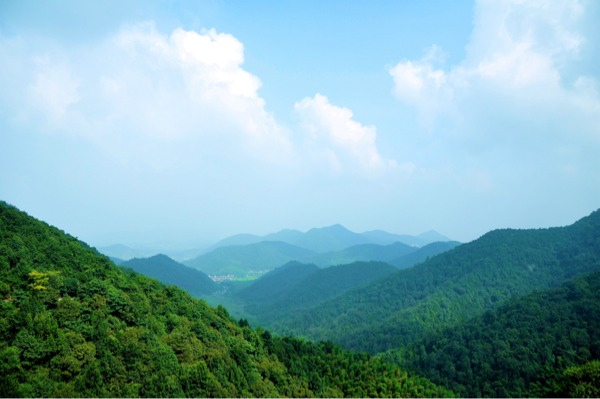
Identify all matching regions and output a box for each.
[294,94,399,177]
[1,23,296,170]
[28,57,80,123]
[390,0,600,145]
[1,22,403,182]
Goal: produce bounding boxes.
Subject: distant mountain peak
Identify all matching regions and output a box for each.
[417,230,450,242]
[309,224,351,233]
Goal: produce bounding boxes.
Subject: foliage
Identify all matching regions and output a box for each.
[561,360,600,398]
[239,261,399,326]
[0,201,451,397]
[386,271,600,397]
[266,210,600,353]
[236,261,320,304]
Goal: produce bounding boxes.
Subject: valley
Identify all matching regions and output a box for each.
[2,200,600,397]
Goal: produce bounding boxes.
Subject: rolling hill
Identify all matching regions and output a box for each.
[237,261,399,326]
[236,261,320,304]
[266,209,600,354]
[387,270,600,397]
[121,254,218,297]
[207,224,451,254]
[0,200,452,397]
[184,241,316,276]
[189,233,457,278]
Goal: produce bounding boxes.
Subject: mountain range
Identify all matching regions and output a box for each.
[99,225,451,263]
[0,201,452,397]
[206,208,600,396]
[183,226,455,277]
[2,199,599,397]
[265,210,600,353]
[205,224,451,253]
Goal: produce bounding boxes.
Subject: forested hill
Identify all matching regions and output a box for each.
[387,270,600,398]
[184,241,315,276]
[0,201,452,397]
[121,254,218,297]
[239,261,399,325]
[236,261,320,304]
[269,209,600,353]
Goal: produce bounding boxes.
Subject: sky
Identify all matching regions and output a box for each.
[1,0,599,249]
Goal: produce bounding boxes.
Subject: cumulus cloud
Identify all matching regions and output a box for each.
[387,0,600,221]
[294,94,399,177]
[390,0,600,145]
[1,22,294,171]
[1,22,404,180]
[28,58,81,123]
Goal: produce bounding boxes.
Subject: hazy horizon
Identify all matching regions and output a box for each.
[1,1,599,249]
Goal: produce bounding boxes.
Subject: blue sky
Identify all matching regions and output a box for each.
[1,0,599,249]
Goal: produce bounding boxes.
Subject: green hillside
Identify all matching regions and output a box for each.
[386,270,600,397]
[0,201,452,397]
[240,261,398,326]
[236,261,320,304]
[121,254,218,297]
[184,241,316,277]
[268,209,600,353]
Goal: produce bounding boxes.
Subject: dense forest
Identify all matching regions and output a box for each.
[238,261,399,325]
[386,271,600,397]
[264,210,600,353]
[0,201,452,397]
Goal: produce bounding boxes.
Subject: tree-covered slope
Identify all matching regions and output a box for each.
[121,254,218,297]
[269,209,600,353]
[240,261,399,326]
[184,241,316,277]
[236,261,320,304]
[0,201,452,397]
[386,270,600,398]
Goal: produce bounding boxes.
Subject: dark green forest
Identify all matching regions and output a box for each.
[386,271,600,397]
[265,210,600,353]
[209,209,600,397]
[238,261,398,325]
[0,201,452,397]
